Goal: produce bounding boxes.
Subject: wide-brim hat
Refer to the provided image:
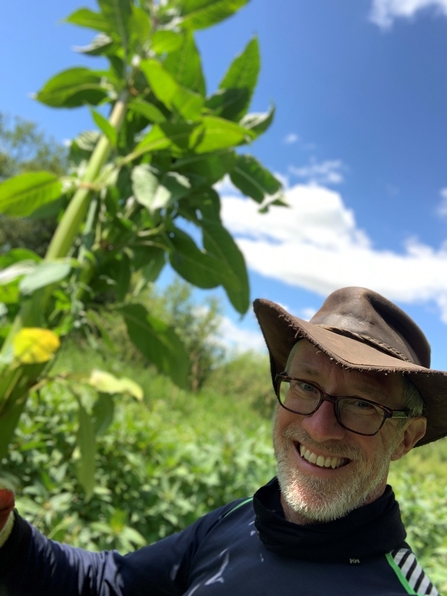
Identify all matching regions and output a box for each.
[253,287,447,447]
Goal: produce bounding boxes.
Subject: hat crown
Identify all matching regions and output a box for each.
[309,287,431,367]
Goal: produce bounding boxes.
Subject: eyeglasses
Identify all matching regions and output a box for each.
[275,373,409,436]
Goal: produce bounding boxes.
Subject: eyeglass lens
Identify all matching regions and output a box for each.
[278,378,386,435]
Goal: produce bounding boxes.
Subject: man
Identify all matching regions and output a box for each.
[0,287,444,595]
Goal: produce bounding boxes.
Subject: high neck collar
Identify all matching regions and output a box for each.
[253,478,407,563]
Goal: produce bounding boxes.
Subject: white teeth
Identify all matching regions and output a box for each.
[299,444,345,469]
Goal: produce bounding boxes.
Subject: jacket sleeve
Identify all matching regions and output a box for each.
[0,503,241,596]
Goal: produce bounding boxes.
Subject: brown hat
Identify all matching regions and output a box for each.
[253,286,447,447]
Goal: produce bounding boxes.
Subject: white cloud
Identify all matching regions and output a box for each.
[221,184,447,323]
[283,133,299,144]
[219,316,266,354]
[369,0,447,29]
[289,159,345,186]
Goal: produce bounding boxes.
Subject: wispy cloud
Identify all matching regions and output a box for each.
[221,184,447,323]
[369,0,447,29]
[283,133,299,144]
[289,159,346,186]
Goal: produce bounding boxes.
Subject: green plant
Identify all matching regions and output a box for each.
[0,0,285,497]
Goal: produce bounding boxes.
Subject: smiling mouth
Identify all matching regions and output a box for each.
[295,442,350,470]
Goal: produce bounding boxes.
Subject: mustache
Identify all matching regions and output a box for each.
[281,426,365,462]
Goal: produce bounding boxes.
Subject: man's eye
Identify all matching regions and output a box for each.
[297,381,318,394]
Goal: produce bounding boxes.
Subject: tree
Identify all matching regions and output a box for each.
[0,0,285,497]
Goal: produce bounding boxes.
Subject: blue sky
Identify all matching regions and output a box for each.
[2,0,447,368]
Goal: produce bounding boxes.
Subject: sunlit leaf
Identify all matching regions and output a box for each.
[129,98,166,123]
[217,36,259,121]
[180,0,249,30]
[151,30,183,55]
[0,172,62,217]
[13,328,60,364]
[65,8,111,32]
[164,31,206,95]
[88,369,143,400]
[35,68,108,108]
[19,261,72,296]
[98,0,132,48]
[240,104,275,136]
[189,116,249,153]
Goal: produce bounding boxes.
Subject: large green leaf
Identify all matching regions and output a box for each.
[129,122,196,162]
[98,0,132,48]
[65,8,111,32]
[129,98,166,124]
[168,227,221,288]
[75,397,96,501]
[217,37,260,121]
[151,30,183,55]
[229,154,282,203]
[180,0,249,30]
[0,172,62,218]
[201,219,249,313]
[120,304,189,388]
[132,165,192,213]
[164,31,206,96]
[140,59,203,120]
[174,150,236,187]
[35,68,109,108]
[19,261,72,296]
[189,116,250,153]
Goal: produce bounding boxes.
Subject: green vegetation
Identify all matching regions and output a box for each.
[0,0,285,498]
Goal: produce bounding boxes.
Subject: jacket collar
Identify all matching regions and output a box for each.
[253,478,407,563]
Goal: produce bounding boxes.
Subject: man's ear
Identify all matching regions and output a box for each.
[391,417,427,461]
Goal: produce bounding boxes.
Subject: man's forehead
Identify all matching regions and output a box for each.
[289,339,404,400]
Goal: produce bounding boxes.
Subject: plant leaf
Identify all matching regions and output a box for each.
[129,98,166,124]
[13,328,60,364]
[35,68,109,108]
[164,31,206,95]
[120,304,189,388]
[168,227,221,288]
[217,36,259,121]
[75,397,96,501]
[90,108,117,146]
[140,59,203,120]
[180,0,249,30]
[189,116,250,153]
[151,30,183,55]
[0,172,62,217]
[92,393,114,436]
[240,104,275,137]
[174,150,236,187]
[229,154,282,203]
[65,8,111,32]
[98,0,132,47]
[201,218,249,313]
[19,261,72,296]
[75,33,116,56]
[88,369,143,400]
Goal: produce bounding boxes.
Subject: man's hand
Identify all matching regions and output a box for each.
[0,484,15,547]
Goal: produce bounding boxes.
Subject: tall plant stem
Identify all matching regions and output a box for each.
[1,90,130,353]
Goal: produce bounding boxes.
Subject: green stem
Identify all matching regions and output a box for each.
[0,89,131,354]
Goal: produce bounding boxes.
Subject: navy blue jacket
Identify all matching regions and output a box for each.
[0,479,439,595]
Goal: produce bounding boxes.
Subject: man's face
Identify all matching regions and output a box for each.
[273,339,426,524]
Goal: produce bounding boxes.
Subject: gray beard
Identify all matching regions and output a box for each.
[274,425,397,524]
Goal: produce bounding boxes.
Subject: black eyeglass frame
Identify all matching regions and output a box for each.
[274,373,410,437]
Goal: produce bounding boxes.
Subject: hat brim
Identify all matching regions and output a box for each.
[254,298,447,447]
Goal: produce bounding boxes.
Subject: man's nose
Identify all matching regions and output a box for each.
[301,399,346,441]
